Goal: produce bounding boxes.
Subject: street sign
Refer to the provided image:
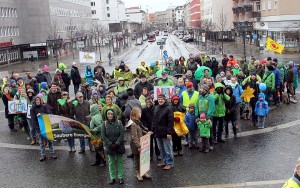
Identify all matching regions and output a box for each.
[252,34,257,39]
[76,41,85,49]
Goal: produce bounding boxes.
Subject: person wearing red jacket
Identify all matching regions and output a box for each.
[227,55,238,68]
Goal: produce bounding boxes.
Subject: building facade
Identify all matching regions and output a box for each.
[175,6,184,29]
[183,1,191,29]
[190,0,201,28]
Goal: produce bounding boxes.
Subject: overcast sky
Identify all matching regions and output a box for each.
[123,0,187,12]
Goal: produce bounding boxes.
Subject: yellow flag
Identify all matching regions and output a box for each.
[266,37,284,54]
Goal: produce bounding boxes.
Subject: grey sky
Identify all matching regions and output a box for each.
[123,0,187,12]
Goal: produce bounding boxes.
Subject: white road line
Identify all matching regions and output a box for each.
[177,179,286,188]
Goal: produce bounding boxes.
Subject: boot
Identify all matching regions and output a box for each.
[39,155,46,162]
[31,138,36,145]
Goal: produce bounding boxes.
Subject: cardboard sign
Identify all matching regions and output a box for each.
[154,86,175,100]
[139,134,151,177]
[79,51,96,64]
[8,100,28,114]
[27,105,32,119]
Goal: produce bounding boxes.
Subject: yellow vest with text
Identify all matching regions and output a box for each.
[182,91,199,109]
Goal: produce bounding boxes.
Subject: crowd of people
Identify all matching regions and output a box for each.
[0,53,299,185]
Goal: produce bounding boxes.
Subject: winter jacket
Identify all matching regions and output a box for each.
[57,99,72,119]
[130,120,148,155]
[254,93,269,116]
[81,87,92,101]
[213,83,230,117]
[90,104,103,138]
[30,96,50,131]
[141,105,155,130]
[152,102,174,138]
[53,74,66,91]
[43,72,52,87]
[70,66,82,85]
[286,67,295,83]
[2,93,14,118]
[262,71,275,91]
[114,83,128,95]
[134,81,154,99]
[101,110,125,155]
[224,86,237,121]
[282,174,300,188]
[272,68,281,86]
[35,73,47,83]
[93,65,106,76]
[187,61,198,74]
[231,83,244,103]
[175,85,187,96]
[222,58,229,70]
[204,60,213,71]
[294,67,299,89]
[101,104,122,121]
[197,121,212,138]
[98,84,107,99]
[211,58,219,76]
[227,58,238,67]
[61,71,71,88]
[47,88,61,115]
[139,95,146,108]
[71,100,90,125]
[157,78,174,86]
[243,78,260,106]
[195,93,215,119]
[255,65,265,79]
[248,62,255,73]
[239,60,249,76]
[85,65,94,86]
[173,64,184,74]
[124,96,142,119]
[184,112,197,131]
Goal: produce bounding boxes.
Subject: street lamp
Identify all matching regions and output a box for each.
[235,22,252,62]
[46,38,63,68]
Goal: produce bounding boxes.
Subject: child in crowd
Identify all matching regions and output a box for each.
[254,93,269,129]
[184,104,199,149]
[197,113,212,153]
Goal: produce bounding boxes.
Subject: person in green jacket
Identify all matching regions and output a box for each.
[101,96,122,121]
[197,112,212,153]
[101,109,125,185]
[282,157,300,188]
[195,84,215,120]
[114,77,128,96]
[212,83,230,143]
[90,104,106,167]
[157,71,174,86]
[262,66,275,103]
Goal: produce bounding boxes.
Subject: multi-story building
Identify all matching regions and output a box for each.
[148,13,157,24]
[0,0,92,65]
[183,1,191,29]
[125,7,147,33]
[190,0,201,28]
[253,0,300,49]
[156,10,168,29]
[175,6,184,29]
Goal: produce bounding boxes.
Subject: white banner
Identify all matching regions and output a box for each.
[153,86,175,100]
[8,100,28,114]
[79,51,96,64]
[139,134,151,177]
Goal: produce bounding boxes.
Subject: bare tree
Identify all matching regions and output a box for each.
[48,21,59,40]
[284,22,300,51]
[90,22,109,61]
[66,19,77,59]
[216,9,228,54]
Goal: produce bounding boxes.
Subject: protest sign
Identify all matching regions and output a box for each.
[153,86,175,100]
[8,100,28,114]
[79,51,96,64]
[27,105,32,119]
[139,133,151,177]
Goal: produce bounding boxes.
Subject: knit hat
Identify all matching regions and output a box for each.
[200,84,209,92]
[44,65,49,71]
[186,82,193,88]
[188,104,195,108]
[61,91,69,95]
[106,109,114,115]
[76,92,83,98]
[216,74,221,79]
[273,58,278,63]
[92,90,98,95]
[145,96,152,101]
[10,79,16,84]
[149,90,154,95]
[171,95,180,104]
[250,71,256,76]
[157,94,166,99]
[118,77,125,81]
[73,62,77,65]
[27,88,35,94]
[200,112,206,119]
[140,74,146,79]
[267,57,272,61]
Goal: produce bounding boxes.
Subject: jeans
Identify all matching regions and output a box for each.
[27,118,37,138]
[201,137,210,150]
[108,154,124,180]
[250,102,257,126]
[67,139,75,149]
[172,133,182,152]
[39,134,54,156]
[212,117,224,141]
[74,84,80,95]
[150,135,160,158]
[80,138,92,151]
[257,116,266,128]
[188,130,198,145]
[224,120,237,135]
[156,138,174,166]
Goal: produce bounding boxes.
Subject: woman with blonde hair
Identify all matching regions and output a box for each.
[129,107,152,181]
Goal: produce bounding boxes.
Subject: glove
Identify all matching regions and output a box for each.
[174,117,180,123]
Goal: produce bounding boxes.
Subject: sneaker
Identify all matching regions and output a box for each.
[143,173,152,179]
[91,162,100,166]
[99,162,106,167]
[213,140,219,145]
[90,147,95,152]
[51,155,57,159]
[173,152,178,157]
[163,165,172,170]
[209,146,214,151]
[156,155,161,160]
[107,179,116,185]
[31,139,36,145]
[218,139,226,143]
[184,143,189,147]
[188,144,193,149]
[79,150,85,154]
[157,163,165,168]
[119,178,124,184]
[127,153,134,158]
[39,156,46,162]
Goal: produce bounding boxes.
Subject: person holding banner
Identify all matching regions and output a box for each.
[128,107,152,181]
[101,109,125,185]
[2,87,17,132]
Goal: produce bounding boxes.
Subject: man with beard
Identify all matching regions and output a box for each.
[157,71,174,86]
[134,74,153,99]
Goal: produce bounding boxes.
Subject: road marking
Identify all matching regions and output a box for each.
[177,179,286,188]
[0,110,4,113]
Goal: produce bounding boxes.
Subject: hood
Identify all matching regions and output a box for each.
[215,83,225,89]
[90,104,100,116]
[72,65,78,70]
[99,84,106,90]
[33,94,43,106]
[105,109,117,122]
[258,93,265,101]
[171,95,180,105]
[86,64,92,72]
[278,62,284,68]
[225,86,233,96]
[41,82,47,90]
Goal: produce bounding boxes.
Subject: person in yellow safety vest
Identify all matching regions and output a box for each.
[180,82,199,111]
[138,60,150,77]
[112,65,120,79]
[283,157,300,188]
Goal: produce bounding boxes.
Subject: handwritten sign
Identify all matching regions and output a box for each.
[79,51,96,64]
[8,100,28,114]
[154,86,175,100]
[139,134,151,177]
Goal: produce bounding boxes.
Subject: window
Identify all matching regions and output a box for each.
[91,10,96,14]
[107,7,109,11]
[0,27,2,37]
[274,0,278,9]
[262,2,266,10]
[1,7,3,17]
[91,2,95,6]
[268,1,272,10]
[256,2,261,11]
[107,13,110,17]
[106,0,109,4]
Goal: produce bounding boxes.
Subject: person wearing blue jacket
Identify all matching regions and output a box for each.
[230,76,244,127]
[272,61,281,105]
[254,93,269,129]
[85,64,94,86]
[184,104,199,149]
[175,78,187,97]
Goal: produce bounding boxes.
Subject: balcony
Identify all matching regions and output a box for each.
[244,4,253,12]
[252,11,261,18]
[232,6,245,14]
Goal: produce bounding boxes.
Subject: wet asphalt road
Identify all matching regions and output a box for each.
[1,35,300,187]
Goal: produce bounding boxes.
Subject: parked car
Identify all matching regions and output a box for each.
[184,37,194,43]
[136,38,143,45]
[157,39,165,45]
[178,34,184,39]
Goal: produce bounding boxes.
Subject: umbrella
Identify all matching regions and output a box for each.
[194,66,212,81]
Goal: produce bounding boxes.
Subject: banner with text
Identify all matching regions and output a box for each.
[154,86,175,100]
[79,51,96,64]
[8,100,28,114]
[139,133,151,177]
